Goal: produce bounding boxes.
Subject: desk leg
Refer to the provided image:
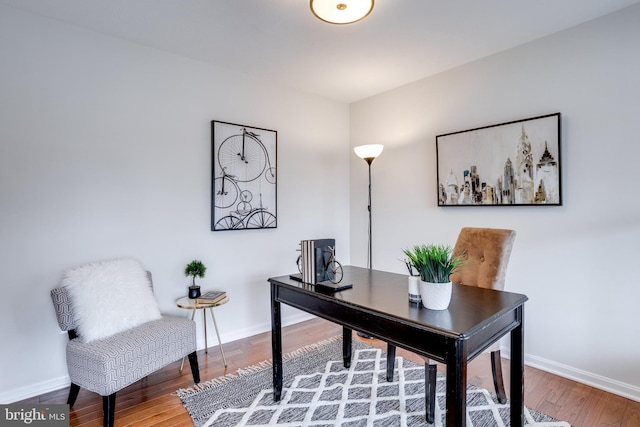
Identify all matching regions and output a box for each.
[271,283,283,401]
[510,305,525,427]
[180,309,197,373]
[446,340,467,427]
[343,326,352,368]
[208,308,228,367]
[425,363,437,423]
[386,344,396,382]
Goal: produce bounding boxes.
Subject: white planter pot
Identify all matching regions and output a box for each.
[419,280,452,310]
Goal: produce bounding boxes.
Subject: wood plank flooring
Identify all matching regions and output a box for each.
[18,318,640,426]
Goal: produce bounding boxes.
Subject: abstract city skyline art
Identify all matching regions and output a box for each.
[436,113,561,206]
[211,120,277,231]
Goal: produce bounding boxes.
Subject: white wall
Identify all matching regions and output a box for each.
[0,5,351,402]
[350,4,640,400]
[3,2,640,406]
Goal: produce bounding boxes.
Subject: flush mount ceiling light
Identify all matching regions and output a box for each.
[310,0,374,24]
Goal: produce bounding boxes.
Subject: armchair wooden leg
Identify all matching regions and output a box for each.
[424,363,437,423]
[188,351,200,384]
[102,393,116,427]
[491,350,507,404]
[67,383,80,408]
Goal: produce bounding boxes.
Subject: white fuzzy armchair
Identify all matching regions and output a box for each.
[50,258,200,427]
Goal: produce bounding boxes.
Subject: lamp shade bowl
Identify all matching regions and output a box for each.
[354,144,384,162]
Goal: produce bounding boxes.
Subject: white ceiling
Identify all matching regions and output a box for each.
[3,0,639,103]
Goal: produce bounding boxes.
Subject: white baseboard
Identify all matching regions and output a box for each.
[0,376,70,404]
[2,312,316,404]
[502,347,640,403]
[214,319,640,403]
[13,315,638,406]
[194,312,316,350]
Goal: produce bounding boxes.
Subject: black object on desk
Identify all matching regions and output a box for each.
[289,274,353,292]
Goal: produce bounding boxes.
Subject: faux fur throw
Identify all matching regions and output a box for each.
[62,258,161,342]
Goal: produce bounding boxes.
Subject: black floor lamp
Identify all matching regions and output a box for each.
[354,144,384,338]
[354,144,384,269]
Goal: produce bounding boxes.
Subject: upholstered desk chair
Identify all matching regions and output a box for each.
[50,258,200,427]
[452,227,516,396]
[387,227,516,422]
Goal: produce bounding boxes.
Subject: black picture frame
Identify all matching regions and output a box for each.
[211,121,277,230]
[436,113,561,206]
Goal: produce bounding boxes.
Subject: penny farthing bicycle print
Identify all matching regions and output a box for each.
[211,121,277,231]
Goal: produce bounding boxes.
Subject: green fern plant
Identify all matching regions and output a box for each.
[184,260,206,286]
[402,244,463,283]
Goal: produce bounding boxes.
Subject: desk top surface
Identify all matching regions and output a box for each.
[269,265,527,337]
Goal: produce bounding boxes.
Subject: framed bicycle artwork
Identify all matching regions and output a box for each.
[436,112,561,206]
[211,121,277,231]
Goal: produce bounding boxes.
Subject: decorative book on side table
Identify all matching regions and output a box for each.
[196,290,226,305]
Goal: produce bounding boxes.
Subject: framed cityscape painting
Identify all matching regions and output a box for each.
[211,121,277,231]
[436,113,561,206]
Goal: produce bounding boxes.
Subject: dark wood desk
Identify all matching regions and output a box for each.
[269,266,527,427]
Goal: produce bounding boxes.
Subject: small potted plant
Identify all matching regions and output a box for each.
[402,244,464,310]
[184,260,206,299]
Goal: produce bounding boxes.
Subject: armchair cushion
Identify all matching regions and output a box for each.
[66,315,196,396]
[62,258,161,342]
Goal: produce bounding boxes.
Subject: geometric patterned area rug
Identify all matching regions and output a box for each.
[177,336,571,427]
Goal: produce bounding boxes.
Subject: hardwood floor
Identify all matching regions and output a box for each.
[19,318,640,426]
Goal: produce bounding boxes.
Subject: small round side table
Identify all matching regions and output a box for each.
[176,295,229,369]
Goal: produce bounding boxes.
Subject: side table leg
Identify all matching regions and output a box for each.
[208,308,228,367]
[203,309,208,354]
[180,309,198,373]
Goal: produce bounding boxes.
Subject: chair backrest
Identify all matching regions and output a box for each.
[50,271,153,334]
[449,227,516,290]
[51,286,77,332]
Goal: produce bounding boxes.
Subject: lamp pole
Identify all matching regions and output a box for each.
[354,145,384,339]
[365,157,374,269]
